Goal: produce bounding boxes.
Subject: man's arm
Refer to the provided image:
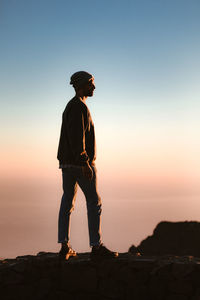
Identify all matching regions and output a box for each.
[67,104,93,179]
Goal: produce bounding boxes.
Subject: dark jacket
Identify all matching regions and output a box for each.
[57,96,96,166]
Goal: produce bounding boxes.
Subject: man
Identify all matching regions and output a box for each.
[57,71,118,260]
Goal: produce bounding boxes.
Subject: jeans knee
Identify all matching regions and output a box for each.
[60,194,75,214]
[87,195,102,214]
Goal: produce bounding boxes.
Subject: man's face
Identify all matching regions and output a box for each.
[82,78,96,97]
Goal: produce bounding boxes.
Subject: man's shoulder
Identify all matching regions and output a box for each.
[63,97,87,116]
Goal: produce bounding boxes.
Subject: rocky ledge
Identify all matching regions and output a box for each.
[1,252,200,300]
[132,221,200,257]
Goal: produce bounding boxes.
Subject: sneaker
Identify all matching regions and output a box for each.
[90,243,118,260]
[59,244,77,260]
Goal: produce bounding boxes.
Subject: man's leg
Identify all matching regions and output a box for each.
[58,168,78,244]
[77,165,102,247]
[78,165,118,259]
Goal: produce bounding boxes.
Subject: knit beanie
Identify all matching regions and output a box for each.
[70,71,94,88]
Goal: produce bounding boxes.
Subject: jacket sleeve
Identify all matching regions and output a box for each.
[66,104,89,165]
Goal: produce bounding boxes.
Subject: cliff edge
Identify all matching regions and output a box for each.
[2,221,200,300]
[1,252,200,299]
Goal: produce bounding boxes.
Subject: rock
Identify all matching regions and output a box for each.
[60,263,97,292]
[138,221,200,257]
[166,295,189,300]
[171,262,195,279]
[168,279,194,295]
[2,269,24,284]
[129,244,141,255]
[0,253,199,299]
[126,285,149,300]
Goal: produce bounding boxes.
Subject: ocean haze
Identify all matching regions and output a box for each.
[0,175,199,259]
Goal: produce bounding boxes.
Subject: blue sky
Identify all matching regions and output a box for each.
[1,0,200,103]
[1,0,200,139]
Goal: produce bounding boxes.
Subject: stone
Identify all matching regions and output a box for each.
[166,295,189,300]
[138,221,200,257]
[98,277,121,298]
[2,238,200,300]
[168,279,194,295]
[12,262,26,273]
[171,262,195,279]
[126,285,149,300]
[148,276,168,299]
[129,244,141,255]
[114,265,136,284]
[2,269,24,285]
[54,291,74,300]
[60,263,97,292]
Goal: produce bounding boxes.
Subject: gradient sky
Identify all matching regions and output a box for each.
[1,0,200,258]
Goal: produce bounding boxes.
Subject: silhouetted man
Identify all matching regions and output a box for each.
[57,71,118,260]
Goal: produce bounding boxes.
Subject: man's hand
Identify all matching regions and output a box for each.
[82,163,93,180]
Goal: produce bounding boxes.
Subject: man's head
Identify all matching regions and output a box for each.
[70,71,95,97]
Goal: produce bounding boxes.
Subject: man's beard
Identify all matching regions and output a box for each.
[87,90,94,97]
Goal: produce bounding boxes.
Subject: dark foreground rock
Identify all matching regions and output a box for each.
[133,221,200,257]
[1,252,200,300]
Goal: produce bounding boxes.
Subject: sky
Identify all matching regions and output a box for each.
[0,0,200,258]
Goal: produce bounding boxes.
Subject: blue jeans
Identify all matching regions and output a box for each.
[58,164,102,247]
